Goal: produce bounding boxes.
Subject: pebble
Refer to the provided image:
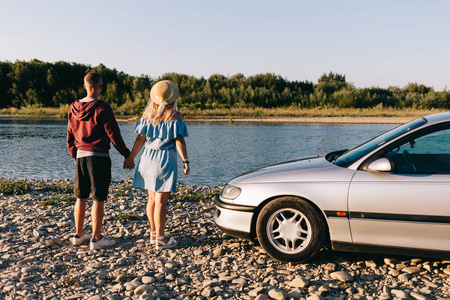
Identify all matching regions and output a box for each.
[410,291,428,300]
[402,266,422,274]
[0,179,449,300]
[290,276,309,288]
[330,270,354,282]
[268,288,286,300]
[134,284,153,295]
[141,276,155,284]
[249,287,265,297]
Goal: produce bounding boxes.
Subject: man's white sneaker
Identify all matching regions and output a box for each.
[90,237,116,250]
[72,233,92,246]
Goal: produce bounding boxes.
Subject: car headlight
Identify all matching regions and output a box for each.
[221,184,242,200]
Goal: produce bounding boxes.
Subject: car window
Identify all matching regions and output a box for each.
[384,125,450,174]
[334,117,427,167]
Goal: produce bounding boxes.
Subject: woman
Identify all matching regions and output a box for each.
[124,80,189,249]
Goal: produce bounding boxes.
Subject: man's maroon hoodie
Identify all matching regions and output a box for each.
[67,99,130,160]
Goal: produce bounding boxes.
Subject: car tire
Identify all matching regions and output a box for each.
[256,197,326,262]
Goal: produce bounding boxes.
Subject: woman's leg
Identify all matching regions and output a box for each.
[147,190,156,232]
[154,192,171,240]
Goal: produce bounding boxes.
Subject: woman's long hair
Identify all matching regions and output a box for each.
[142,100,177,125]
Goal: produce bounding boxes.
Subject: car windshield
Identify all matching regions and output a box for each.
[333,117,427,167]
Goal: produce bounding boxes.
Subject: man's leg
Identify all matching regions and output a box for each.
[74,198,88,236]
[92,200,104,241]
[90,156,110,241]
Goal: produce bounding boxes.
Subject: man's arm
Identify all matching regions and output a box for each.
[102,104,131,158]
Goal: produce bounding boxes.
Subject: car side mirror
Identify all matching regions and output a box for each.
[367,158,393,172]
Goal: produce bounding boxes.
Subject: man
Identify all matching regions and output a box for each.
[67,72,130,250]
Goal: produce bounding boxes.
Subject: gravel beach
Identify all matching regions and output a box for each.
[1,179,449,300]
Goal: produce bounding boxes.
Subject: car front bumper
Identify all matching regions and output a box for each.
[214,196,256,240]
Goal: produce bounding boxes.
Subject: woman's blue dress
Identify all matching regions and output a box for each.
[132,117,188,192]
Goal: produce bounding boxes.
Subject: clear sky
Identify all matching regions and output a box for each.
[1,0,449,90]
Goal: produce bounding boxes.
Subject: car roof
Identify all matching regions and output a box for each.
[423,112,450,125]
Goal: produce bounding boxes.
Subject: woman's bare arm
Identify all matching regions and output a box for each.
[123,134,146,169]
[175,135,190,175]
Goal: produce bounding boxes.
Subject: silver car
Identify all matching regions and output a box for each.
[215,112,450,262]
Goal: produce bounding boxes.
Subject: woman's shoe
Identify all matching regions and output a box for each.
[155,235,178,250]
[150,231,156,245]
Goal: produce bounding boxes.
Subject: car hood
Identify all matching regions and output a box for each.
[229,156,351,184]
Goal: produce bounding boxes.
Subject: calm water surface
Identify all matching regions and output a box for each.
[0,118,394,185]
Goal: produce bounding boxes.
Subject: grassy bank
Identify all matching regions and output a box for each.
[0,106,446,123]
[181,107,444,119]
[0,105,71,119]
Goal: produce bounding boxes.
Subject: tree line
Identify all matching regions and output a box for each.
[1,59,449,114]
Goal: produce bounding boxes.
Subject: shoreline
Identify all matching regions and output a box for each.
[183,116,413,124]
[0,114,414,124]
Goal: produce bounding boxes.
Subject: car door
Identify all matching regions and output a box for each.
[347,124,450,251]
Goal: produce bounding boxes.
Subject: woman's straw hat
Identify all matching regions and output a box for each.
[150,80,179,105]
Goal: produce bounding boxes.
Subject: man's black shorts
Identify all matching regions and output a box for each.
[74,156,111,201]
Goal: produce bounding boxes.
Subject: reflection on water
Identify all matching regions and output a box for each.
[0,118,394,185]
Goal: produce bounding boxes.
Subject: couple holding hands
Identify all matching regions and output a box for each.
[67,72,189,251]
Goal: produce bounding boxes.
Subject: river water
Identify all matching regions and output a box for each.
[0,118,395,185]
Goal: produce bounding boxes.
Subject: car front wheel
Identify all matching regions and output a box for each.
[256,197,326,262]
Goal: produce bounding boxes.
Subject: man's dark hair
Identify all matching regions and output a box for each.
[84,72,103,87]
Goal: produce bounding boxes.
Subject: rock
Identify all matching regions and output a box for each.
[410,292,428,300]
[50,237,63,246]
[388,269,400,277]
[20,276,35,282]
[268,288,286,300]
[194,249,203,256]
[142,276,155,284]
[134,284,154,295]
[287,289,302,299]
[116,274,127,282]
[392,289,408,299]
[365,260,377,268]
[33,229,45,237]
[249,287,265,297]
[290,276,309,288]
[66,295,85,299]
[384,258,397,265]
[175,278,188,285]
[306,296,324,300]
[213,248,224,256]
[398,273,411,282]
[232,277,247,286]
[124,281,141,291]
[330,271,354,282]
[106,296,123,300]
[228,242,241,249]
[402,267,422,274]
[201,287,215,298]
[139,294,154,300]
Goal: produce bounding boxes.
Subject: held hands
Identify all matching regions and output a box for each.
[123,156,135,170]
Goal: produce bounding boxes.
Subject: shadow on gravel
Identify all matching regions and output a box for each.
[309,248,444,266]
